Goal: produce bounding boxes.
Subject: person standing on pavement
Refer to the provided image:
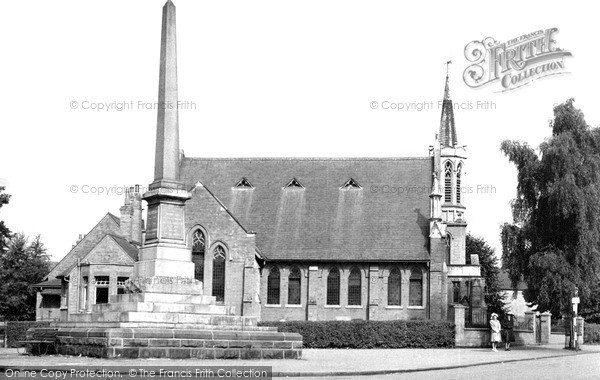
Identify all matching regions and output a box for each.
[490,313,501,352]
[503,314,515,351]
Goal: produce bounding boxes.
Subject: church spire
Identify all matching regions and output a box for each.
[152,0,180,188]
[439,74,457,148]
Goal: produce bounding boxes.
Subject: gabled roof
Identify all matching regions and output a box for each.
[180,157,433,262]
[108,234,139,261]
[107,213,121,226]
[61,234,138,276]
[48,213,121,280]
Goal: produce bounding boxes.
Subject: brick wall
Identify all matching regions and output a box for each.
[185,185,260,317]
[260,263,428,322]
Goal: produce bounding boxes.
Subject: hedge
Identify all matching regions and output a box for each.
[4,321,51,347]
[259,319,455,348]
[584,323,600,344]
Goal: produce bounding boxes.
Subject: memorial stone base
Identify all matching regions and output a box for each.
[27,290,302,359]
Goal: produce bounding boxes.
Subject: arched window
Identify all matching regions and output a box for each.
[387,267,401,306]
[191,229,205,283]
[444,161,453,203]
[212,245,226,302]
[456,163,462,204]
[288,267,301,305]
[266,267,280,305]
[409,268,423,307]
[348,268,362,306]
[326,268,340,305]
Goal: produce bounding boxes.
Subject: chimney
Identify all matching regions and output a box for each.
[119,188,133,241]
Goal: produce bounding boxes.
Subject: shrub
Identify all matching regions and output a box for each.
[5,321,50,347]
[259,319,455,348]
[584,322,600,344]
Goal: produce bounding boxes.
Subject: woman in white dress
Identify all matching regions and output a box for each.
[490,313,501,352]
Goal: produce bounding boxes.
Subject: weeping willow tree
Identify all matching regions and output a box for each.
[500,99,600,321]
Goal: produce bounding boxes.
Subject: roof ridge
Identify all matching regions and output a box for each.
[182,157,431,162]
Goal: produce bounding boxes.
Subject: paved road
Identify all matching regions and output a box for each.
[283,351,600,380]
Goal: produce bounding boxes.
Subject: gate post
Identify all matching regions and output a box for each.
[540,312,552,344]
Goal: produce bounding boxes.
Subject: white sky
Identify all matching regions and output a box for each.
[1,0,598,262]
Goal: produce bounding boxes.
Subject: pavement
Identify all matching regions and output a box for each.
[1,344,599,378]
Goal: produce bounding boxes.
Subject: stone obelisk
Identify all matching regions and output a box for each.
[133,0,198,292]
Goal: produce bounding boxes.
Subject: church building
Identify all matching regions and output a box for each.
[34,3,484,325]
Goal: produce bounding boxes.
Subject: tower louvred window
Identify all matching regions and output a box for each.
[456,164,462,204]
[444,161,453,203]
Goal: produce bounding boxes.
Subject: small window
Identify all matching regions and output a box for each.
[288,267,301,305]
[235,177,254,189]
[284,178,304,189]
[409,268,423,307]
[444,161,453,203]
[94,276,110,286]
[117,277,129,295]
[348,268,362,306]
[452,281,461,303]
[387,267,401,306]
[341,178,361,189]
[326,268,340,305]
[267,267,281,305]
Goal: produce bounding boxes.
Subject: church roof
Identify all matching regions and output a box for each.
[180,157,433,262]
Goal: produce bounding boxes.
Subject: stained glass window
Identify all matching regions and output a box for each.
[388,267,401,306]
[409,268,423,306]
[326,268,340,305]
[348,268,362,306]
[192,230,205,283]
[212,245,226,302]
[267,267,280,305]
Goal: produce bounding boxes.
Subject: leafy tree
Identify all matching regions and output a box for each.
[0,233,51,320]
[500,99,600,321]
[0,186,11,252]
[466,233,506,320]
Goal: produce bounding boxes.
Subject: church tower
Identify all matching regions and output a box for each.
[428,73,478,321]
[438,74,468,266]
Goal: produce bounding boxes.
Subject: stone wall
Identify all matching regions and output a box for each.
[454,305,561,347]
